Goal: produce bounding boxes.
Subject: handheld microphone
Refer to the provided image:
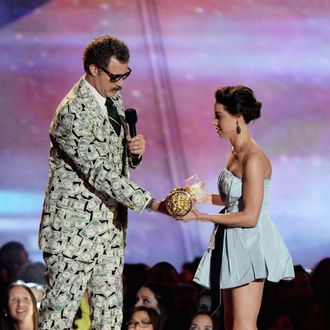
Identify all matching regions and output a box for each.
[125,108,137,137]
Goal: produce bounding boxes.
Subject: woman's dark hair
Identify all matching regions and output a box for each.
[7,281,38,329]
[83,35,130,74]
[128,306,162,330]
[310,257,330,301]
[142,283,174,317]
[215,85,262,123]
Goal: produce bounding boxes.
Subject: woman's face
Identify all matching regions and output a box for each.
[190,314,213,330]
[135,287,160,314]
[8,286,34,323]
[213,103,236,139]
[128,310,154,330]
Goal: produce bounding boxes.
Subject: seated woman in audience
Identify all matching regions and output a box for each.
[5,280,44,311]
[6,281,38,330]
[134,283,175,330]
[189,311,217,330]
[126,306,162,330]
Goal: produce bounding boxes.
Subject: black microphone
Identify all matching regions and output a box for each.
[125,108,137,137]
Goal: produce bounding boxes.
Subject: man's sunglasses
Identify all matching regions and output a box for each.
[100,66,132,82]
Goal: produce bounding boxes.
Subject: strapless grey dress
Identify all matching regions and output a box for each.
[194,168,294,289]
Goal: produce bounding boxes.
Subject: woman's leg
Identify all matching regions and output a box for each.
[223,280,264,330]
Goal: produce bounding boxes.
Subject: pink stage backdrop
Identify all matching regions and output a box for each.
[0,0,329,270]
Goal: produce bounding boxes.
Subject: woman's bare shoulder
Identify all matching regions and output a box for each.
[244,145,272,179]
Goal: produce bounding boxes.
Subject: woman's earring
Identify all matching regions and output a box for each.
[236,121,241,134]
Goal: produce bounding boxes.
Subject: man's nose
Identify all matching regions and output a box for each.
[115,79,124,87]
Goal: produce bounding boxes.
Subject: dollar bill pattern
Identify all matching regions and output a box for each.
[38,78,152,329]
[38,231,124,330]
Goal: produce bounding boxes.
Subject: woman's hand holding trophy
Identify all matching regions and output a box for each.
[165,175,206,220]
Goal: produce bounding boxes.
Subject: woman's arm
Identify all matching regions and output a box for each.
[181,154,265,228]
[196,193,224,206]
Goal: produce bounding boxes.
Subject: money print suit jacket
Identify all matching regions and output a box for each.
[38,78,152,262]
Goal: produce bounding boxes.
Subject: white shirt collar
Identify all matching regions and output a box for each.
[83,76,108,116]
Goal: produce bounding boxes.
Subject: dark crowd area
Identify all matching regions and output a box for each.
[0,240,329,330]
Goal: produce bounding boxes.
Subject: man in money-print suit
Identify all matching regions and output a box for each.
[38,35,160,330]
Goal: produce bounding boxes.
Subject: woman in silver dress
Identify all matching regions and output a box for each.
[179,85,294,330]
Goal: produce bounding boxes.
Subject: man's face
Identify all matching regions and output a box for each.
[89,57,131,98]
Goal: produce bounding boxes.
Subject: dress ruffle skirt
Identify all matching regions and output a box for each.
[194,169,294,290]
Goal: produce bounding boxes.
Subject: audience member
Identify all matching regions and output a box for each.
[123,263,149,310]
[298,297,329,330]
[189,311,217,330]
[126,306,162,330]
[147,262,179,297]
[6,281,38,330]
[8,280,45,311]
[311,257,330,307]
[18,261,46,286]
[292,265,314,304]
[271,265,313,315]
[0,240,329,330]
[260,307,296,330]
[0,242,29,282]
[179,257,201,283]
[173,282,200,330]
[134,283,175,330]
[0,242,29,309]
[196,288,212,313]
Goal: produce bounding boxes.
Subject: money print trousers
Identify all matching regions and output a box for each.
[38,234,124,330]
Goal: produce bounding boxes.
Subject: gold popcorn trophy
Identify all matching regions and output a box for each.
[165,175,206,217]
